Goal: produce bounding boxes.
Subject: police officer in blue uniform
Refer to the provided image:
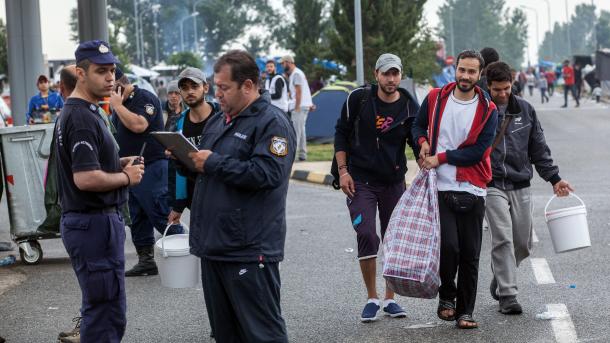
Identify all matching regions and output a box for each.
[184,50,295,342]
[56,40,144,342]
[110,67,182,276]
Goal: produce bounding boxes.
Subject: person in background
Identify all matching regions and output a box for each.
[561,60,579,108]
[592,82,602,103]
[156,79,168,104]
[281,55,313,161]
[163,80,186,130]
[264,59,289,115]
[538,74,549,104]
[26,74,64,124]
[477,47,500,94]
[545,68,556,96]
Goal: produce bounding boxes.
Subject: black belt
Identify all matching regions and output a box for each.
[68,206,118,214]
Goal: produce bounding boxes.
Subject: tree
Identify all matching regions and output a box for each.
[0,19,7,77]
[597,10,610,49]
[167,51,203,70]
[539,4,598,62]
[437,0,528,69]
[329,0,439,82]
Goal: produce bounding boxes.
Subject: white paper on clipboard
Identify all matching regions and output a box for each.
[151,131,199,172]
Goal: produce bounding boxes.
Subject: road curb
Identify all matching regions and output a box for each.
[291,170,334,186]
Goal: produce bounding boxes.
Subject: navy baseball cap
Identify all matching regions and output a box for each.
[75,40,119,65]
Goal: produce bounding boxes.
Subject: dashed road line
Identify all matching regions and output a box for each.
[547,304,578,343]
[531,258,556,284]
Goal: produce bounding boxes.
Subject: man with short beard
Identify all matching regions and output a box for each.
[264,59,289,114]
[166,67,219,225]
[334,53,420,322]
[413,50,498,329]
[55,40,144,342]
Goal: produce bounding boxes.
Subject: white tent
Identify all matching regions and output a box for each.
[128,64,160,79]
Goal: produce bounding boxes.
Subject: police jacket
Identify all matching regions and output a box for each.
[334,84,419,185]
[489,93,560,190]
[189,92,296,262]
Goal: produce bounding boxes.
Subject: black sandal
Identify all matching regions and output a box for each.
[437,299,456,321]
[456,314,478,329]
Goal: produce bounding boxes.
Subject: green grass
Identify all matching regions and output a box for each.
[307,143,416,161]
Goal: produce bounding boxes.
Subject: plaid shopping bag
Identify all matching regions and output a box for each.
[382,168,440,298]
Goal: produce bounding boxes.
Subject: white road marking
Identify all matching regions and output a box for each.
[532,229,539,243]
[531,258,556,284]
[547,304,578,343]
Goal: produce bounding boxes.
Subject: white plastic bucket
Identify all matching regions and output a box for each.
[544,193,591,253]
[154,223,200,288]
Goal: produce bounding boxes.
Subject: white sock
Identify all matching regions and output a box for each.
[367,298,380,306]
[383,299,396,308]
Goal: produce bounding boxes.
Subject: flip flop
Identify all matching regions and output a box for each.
[437,299,456,321]
[456,314,478,329]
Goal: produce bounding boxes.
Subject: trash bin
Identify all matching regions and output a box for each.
[0,124,59,264]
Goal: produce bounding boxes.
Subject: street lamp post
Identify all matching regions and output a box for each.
[520,6,539,63]
[133,0,140,63]
[542,0,553,58]
[138,4,161,66]
[449,7,455,57]
[154,11,159,64]
[354,0,364,85]
[193,0,205,53]
[180,12,199,52]
[566,0,573,57]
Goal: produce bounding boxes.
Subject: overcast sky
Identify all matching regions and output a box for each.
[1,0,609,64]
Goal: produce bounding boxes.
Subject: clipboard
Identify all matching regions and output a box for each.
[151,131,199,172]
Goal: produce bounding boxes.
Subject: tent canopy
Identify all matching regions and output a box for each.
[128,64,160,79]
[306,85,352,143]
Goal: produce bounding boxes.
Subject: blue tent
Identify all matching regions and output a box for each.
[306,84,355,143]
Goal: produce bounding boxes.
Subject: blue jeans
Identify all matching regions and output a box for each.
[128,159,183,248]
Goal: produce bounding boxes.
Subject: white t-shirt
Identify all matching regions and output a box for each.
[436,93,486,196]
[288,67,313,109]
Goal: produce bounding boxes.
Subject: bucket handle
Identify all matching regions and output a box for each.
[160,222,189,258]
[544,192,585,221]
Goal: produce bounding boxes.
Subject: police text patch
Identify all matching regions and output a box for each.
[270,136,288,157]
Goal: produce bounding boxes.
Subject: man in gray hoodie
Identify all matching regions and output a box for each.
[484,61,573,314]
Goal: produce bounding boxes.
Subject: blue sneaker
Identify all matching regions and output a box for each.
[360,302,380,322]
[383,301,407,318]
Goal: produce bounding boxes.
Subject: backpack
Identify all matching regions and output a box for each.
[330,86,371,189]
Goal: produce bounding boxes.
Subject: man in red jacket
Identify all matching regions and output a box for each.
[412,50,498,329]
[561,60,579,108]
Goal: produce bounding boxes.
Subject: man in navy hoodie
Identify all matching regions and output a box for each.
[413,50,498,329]
[334,53,420,322]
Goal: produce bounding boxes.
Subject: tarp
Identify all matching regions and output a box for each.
[306,85,351,143]
[128,64,160,79]
[596,50,610,81]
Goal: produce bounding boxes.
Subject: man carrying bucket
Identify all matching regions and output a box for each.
[183,50,295,342]
[485,61,573,314]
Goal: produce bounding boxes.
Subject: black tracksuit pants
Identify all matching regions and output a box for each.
[201,259,288,343]
[437,192,485,317]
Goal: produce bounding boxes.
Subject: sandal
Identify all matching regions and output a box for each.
[437,299,456,321]
[456,314,478,329]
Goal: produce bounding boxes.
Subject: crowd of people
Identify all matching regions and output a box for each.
[5,39,580,343]
[334,48,572,330]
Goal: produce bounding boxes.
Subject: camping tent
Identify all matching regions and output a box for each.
[305,79,418,143]
[306,85,352,143]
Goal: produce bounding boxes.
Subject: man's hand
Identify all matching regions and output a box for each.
[165,149,176,160]
[168,210,182,224]
[339,172,356,198]
[109,85,124,110]
[422,155,439,170]
[553,180,574,197]
[120,156,143,168]
[189,150,213,172]
[123,159,144,186]
[419,141,430,160]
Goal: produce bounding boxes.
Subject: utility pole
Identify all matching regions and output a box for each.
[543,0,553,59]
[134,0,140,63]
[354,0,364,85]
[566,0,573,57]
[449,7,455,57]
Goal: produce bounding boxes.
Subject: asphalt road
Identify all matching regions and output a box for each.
[0,90,608,342]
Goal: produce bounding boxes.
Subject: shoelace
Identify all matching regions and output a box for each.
[72,316,82,330]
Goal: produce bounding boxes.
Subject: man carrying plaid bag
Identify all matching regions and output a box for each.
[334,53,419,322]
[412,50,498,329]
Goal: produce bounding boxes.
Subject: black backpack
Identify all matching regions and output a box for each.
[330,86,371,189]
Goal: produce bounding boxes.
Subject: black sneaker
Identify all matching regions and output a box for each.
[499,296,523,315]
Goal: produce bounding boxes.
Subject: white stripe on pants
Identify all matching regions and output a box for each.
[291,108,308,160]
[486,186,533,297]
